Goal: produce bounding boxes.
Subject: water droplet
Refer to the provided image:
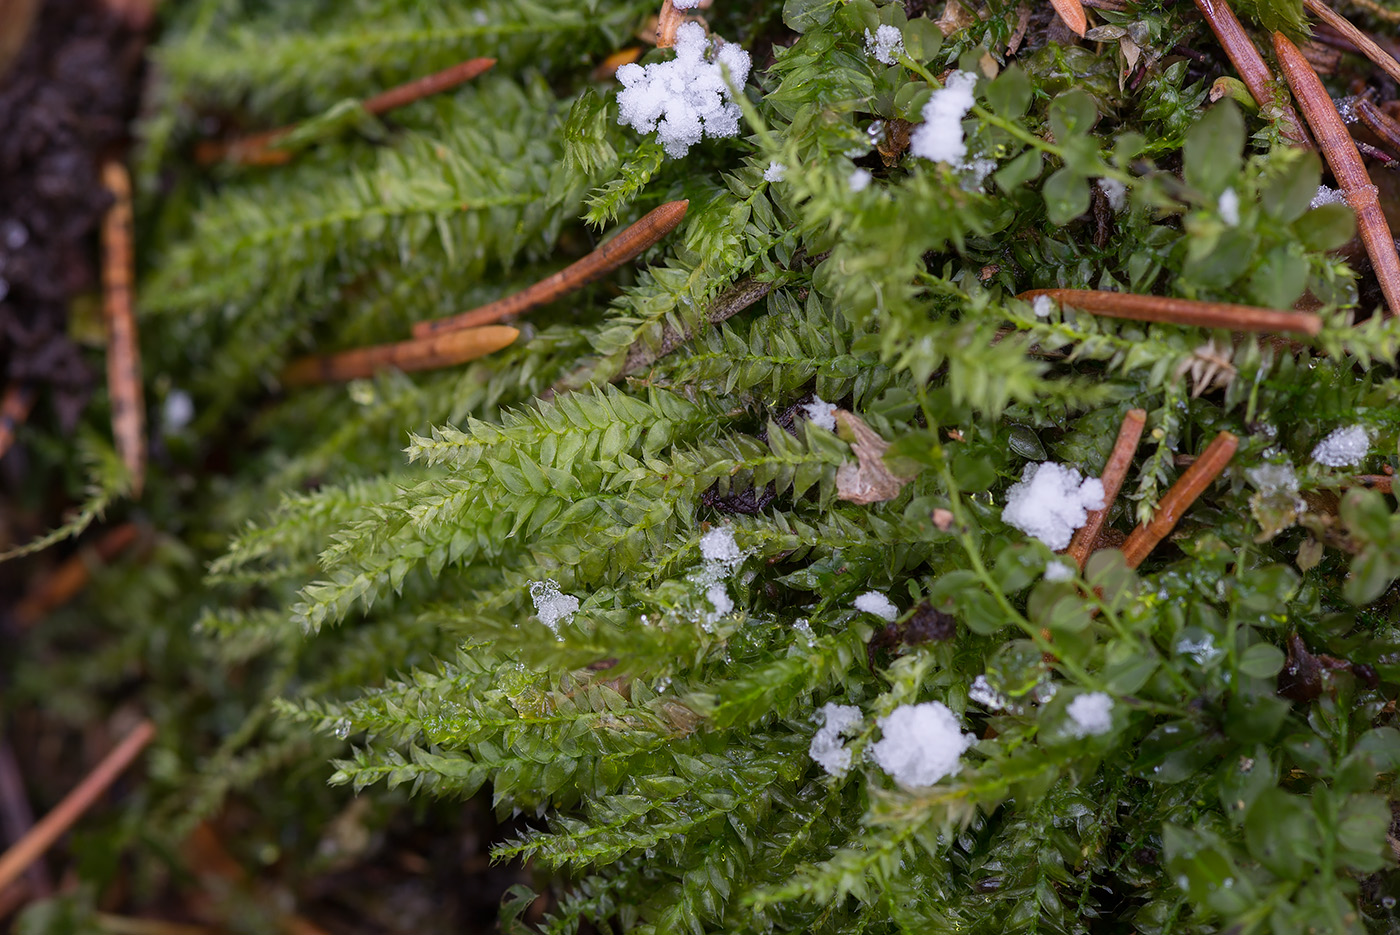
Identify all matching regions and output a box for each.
[333,718,351,740]
[1383,896,1396,909]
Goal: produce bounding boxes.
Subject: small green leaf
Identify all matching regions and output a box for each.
[985,65,1032,118]
[1293,203,1356,252]
[1043,167,1089,225]
[784,0,841,32]
[1184,100,1244,197]
[994,148,1043,192]
[1238,643,1286,678]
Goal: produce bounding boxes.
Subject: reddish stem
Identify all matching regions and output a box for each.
[1066,409,1147,569]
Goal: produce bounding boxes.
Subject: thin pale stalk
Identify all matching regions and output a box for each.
[0,720,156,892]
[1194,0,1312,145]
[1066,409,1147,569]
[1303,0,1400,84]
[100,159,146,497]
[1018,288,1324,334]
[413,200,689,338]
[0,383,35,462]
[282,326,519,386]
[1275,32,1400,317]
[1121,431,1239,568]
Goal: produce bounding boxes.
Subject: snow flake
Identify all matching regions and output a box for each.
[1032,294,1054,318]
[700,526,744,569]
[1098,177,1127,212]
[1310,185,1346,209]
[864,24,905,65]
[870,702,975,786]
[1311,424,1370,467]
[1044,560,1075,582]
[802,395,837,431]
[616,22,752,158]
[705,582,734,616]
[163,390,195,433]
[809,702,863,776]
[529,580,579,636]
[1001,462,1105,551]
[672,0,703,7]
[1066,692,1114,737]
[855,591,898,621]
[910,71,977,166]
[969,675,1007,710]
[848,168,872,192]
[1218,188,1240,226]
[764,160,786,182]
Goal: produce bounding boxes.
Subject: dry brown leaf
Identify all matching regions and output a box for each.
[835,410,912,504]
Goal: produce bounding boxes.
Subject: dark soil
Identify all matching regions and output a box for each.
[0,0,146,430]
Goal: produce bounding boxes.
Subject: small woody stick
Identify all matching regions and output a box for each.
[413,200,689,338]
[100,159,146,497]
[1017,289,1324,335]
[13,523,142,628]
[0,720,156,893]
[1193,0,1311,145]
[1121,431,1239,568]
[1065,409,1147,569]
[1303,0,1400,85]
[281,325,520,387]
[197,58,497,166]
[1355,97,1400,153]
[1050,0,1088,36]
[1274,32,1400,317]
[0,383,36,462]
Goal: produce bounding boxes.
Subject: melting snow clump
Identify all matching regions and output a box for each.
[969,675,1007,710]
[1066,692,1114,737]
[1311,185,1346,209]
[870,702,975,786]
[1311,424,1370,467]
[1044,560,1075,582]
[910,71,977,165]
[1098,177,1127,211]
[764,160,786,182]
[848,168,872,192]
[1032,294,1054,318]
[700,526,744,570]
[802,395,837,431]
[854,591,898,621]
[809,702,863,776]
[1218,188,1240,226]
[529,580,580,636]
[1001,462,1105,551]
[615,22,752,158]
[864,25,905,64]
[706,582,734,616]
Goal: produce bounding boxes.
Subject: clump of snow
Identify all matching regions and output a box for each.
[855,591,898,621]
[1247,461,1299,494]
[1098,177,1127,212]
[706,581,734,616]
[864,25,905,65]
[910,71,978,165]
[848,168,872,192]
[764,160,786,182]
[802,395,837,431]
[1310,185,1347,209]
[969,675,1007,710]
[529,580,579,636]
[163,390,195,433]
[615,22,752,158]
[1032,294,1054,318]
[672,0,703,7]
[1311,424,1370,467]
[870,702,975,786]
[1218,188,1240,226]
[1066,692,1114,737]
[1044,560,1075,582]
[1001,462,1105,551]
[700,525,744,569]
[809,702,863,776]
[693,526,748,627]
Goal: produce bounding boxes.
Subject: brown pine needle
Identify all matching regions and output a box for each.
[1017,289,1324,335]
[100,159,146,497]
[281,325,520,387]
[197,58,497,166]
[1275,32,1400,318]
[1050,0,1088,36]
[1303,0,1400,85]
[1348,474,1394,493]
[0,719,156,893]
[413,200,690,338]
[1121,431,1239,569]
[592,47,643,82]
[1193,0,1311,145]
[1355,97,1400,153]
[0,382,36,462]
[13,524,142,629]
[1065,409,1147,570]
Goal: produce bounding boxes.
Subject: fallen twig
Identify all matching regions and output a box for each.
[0,719,156,893]
[12,523,142,628]
[1355,97,1400,153]
[1193,0,1311,145]
[281,326,520,387]
[1347,474,1394,493]
[197,58,497,166]
[1121,431,1239,568]
[1274,32,1400,317]
[100,159,146,497]
[0,383,36,463]
[1303,0,1400,84]
[1065,409,1147,569]
[1017,289,1324,335]
[1050,0,1088,36]
[413,200,689,338]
